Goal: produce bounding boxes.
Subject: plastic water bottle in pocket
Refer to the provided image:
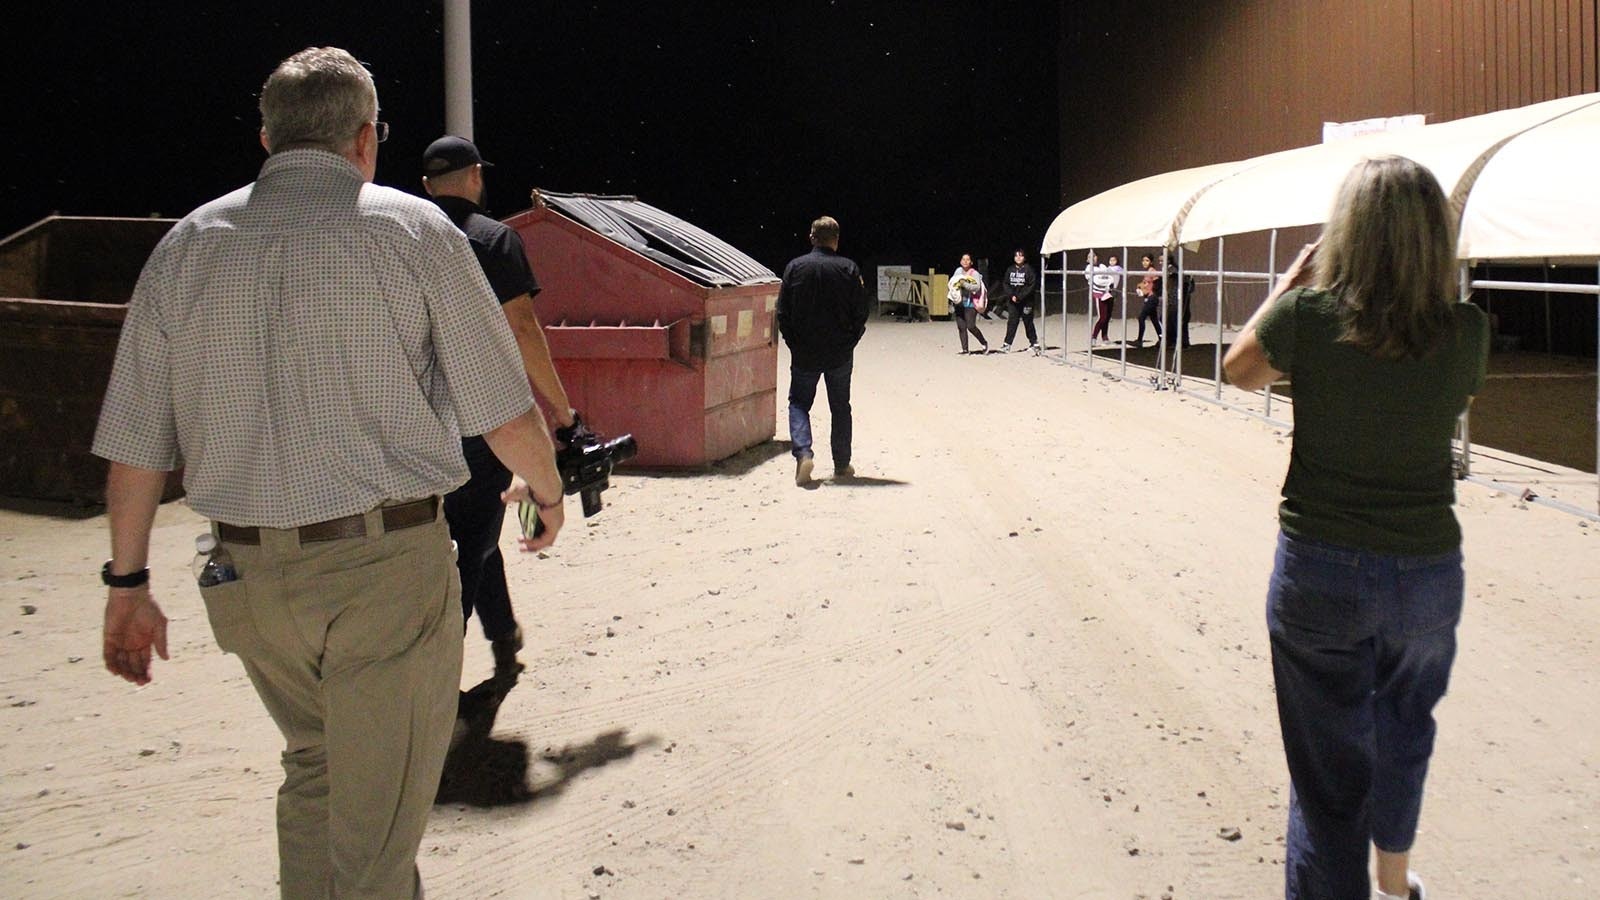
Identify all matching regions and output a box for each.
[193,534,238,587]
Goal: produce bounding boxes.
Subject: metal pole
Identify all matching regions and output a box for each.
[444,0,474,139]
[1457,263,1472,477]
[1120,245,1130,378]
[1544,260,1553,354]
[1061,251,1068,360]
[1264,230,1277,418]
[1086,251,1095,368]
[1214,236,1225,400]
[1157,247,1169,389]
[1594,261,1599,515]
[1175,245,1186,389]
[1039,253,1048,355]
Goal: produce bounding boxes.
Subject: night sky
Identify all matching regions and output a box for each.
[5,1,1061,280]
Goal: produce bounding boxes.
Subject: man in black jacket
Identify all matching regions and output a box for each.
[776,216,869,485]
[997,248,1041,354]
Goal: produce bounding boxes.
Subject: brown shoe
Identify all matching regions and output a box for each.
[795,454,815,486]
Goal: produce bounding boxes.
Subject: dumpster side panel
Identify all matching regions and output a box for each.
[507,207,779,467]
[704,392,775,465]
[551,358,704,468]
[702,286,778,460]
[0,299,182,505]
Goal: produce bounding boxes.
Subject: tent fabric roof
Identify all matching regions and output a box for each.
[1458,99,1600,262]
[1039,160,1250,254]
[1178,93,1599,244]
[1042,92,1600,262]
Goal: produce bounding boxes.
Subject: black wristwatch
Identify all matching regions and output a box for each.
[101,561,150,589]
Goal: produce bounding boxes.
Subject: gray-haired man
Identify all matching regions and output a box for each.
[92,46,565,898]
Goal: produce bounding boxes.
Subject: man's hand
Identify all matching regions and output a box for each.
[502,477,564,552]
[103,587,169,685]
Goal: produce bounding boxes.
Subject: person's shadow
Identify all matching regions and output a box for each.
[830,473,908,487]
[435,672,658,808]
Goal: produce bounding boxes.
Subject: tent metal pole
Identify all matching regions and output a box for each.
[1176,246,1186,389]
[1121,245,1130,378]
[1544,260,1553,354]
[1039,253,1048,355]
[1265,230,1277,418]
[1215,236,1225,400]
[1088,251,1097,368]
[1061,251,1069,361]
[1457,263,1472,478]
[1157,248,1169,389]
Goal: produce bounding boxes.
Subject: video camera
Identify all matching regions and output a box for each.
[519,413,637,538]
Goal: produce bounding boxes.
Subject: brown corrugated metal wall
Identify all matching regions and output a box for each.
[1061,0,1597,205]
[1057,0,1597,327]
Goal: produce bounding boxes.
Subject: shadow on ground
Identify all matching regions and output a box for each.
[0,495,105,520]
[436,671,657,808]
[832,475,909,487]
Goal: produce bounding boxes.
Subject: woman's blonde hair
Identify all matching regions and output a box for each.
[1313,155,1458,360]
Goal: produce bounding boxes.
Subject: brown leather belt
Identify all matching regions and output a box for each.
[217,497,439,546]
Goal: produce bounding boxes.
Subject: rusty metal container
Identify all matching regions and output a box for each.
[503,193,780,467]
[0,216,183,505]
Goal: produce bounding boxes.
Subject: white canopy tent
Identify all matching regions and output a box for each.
[1039,92,1600,516]
[1459,98,1600,262]
[1178,93,1600,244]
[1039,160,1253,254]
[1041,92,1600,256]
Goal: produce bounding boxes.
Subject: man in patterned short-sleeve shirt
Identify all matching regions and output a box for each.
[90,47,565,899]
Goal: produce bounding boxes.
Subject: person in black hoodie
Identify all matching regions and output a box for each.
[997,248,1041,354]
[776,216,869,485]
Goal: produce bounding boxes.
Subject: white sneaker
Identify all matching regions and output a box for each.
[999,343,1012,352]
[1374,872,1425,900]
[795,455,814,486]
[834,464,855,479]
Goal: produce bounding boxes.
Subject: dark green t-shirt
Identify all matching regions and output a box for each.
[1255,288,1488,555]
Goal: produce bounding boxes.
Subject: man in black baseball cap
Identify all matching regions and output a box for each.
[422,134,493,179]
[422,135,584,679]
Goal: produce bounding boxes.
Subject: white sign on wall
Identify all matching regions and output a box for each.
[1322,114,1426,143]
[877,265,911,304]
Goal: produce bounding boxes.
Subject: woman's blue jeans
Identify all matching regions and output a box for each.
[1266,531,1464,900]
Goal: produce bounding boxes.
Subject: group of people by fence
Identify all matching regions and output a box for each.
[947,249,1044,355]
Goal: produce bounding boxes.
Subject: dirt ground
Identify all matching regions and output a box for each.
[2,319,1597,899]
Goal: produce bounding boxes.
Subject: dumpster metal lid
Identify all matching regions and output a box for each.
[533,190,778,287]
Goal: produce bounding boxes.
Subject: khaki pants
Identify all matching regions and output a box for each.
[202,505,463,899]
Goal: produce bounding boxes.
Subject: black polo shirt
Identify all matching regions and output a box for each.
[431,195,541,304]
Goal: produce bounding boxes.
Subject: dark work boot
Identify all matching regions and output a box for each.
[491,624,525,678]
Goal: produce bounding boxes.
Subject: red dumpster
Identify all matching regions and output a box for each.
[503,192,780,467]
[0,216,185,505]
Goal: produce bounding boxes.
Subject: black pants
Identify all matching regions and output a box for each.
[1003,298,1037,346]
[1136,297,1162,342]
[1163,299,1193,348]
[443,437,517,641]
[954,305,988,351]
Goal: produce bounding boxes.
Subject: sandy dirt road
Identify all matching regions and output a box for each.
[1,319,1596,899]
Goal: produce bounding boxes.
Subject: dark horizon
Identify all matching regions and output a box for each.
[4,1,1061,283]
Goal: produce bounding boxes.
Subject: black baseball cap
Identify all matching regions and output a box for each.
[422,135,493,178]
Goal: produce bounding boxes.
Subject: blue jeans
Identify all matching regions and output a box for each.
[788,360,852,465]
[1266,531,1463,900]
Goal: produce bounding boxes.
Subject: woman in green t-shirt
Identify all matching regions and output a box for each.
[1225,156,1488,900]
